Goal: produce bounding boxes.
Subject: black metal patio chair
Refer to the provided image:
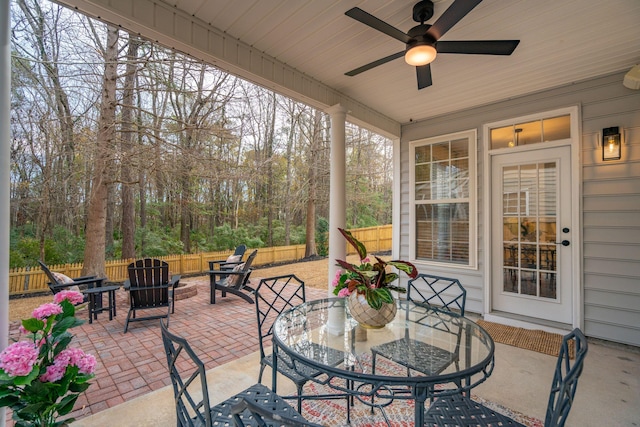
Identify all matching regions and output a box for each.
[424,328,589,427]
[230,398,323,427]
[254,275,350,419]
[160,320,316,427]
[209,244,248,272]
[371,273,467,378]
[208,249,257,304]
[123,258,180,333]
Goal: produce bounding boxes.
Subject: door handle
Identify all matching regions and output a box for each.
[555,240,570,246]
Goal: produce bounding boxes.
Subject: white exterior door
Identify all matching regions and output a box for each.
[491,146,573,324]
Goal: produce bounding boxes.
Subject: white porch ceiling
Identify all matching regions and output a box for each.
[56,0,640,137]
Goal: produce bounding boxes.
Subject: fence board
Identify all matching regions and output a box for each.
[9,225,391,296]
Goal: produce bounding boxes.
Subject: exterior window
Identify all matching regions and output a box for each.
[490,114,571,149]
[411,130,476,267]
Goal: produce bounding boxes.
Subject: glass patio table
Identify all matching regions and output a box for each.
[271,297,495,425]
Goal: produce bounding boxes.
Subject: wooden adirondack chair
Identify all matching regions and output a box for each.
[208,244,248,272]
[123,258,180,333]
[208,249,257,304]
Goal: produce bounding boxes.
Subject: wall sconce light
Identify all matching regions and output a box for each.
[602,127,621,161]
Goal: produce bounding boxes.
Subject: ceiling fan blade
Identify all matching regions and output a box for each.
[427,0,483,41]
[345,51,405,76]
[437,40,520,55]
[345,7,411,44]
[416,64,433,89]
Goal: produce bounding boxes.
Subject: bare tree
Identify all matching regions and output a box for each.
[82,25,118,277]
[120,34,141,259]
[305,109,324,257]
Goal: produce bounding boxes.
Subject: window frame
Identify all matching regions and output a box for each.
[409,129,477,269]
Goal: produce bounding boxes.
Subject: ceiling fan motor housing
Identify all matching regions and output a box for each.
[407,24,436,50]
[413,0,435,23]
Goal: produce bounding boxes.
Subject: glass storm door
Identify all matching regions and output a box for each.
[491,146,572,324]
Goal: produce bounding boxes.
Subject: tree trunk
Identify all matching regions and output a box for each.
[121,35,140,259]
[283,108,292,246]
[105,186,115,257]
[266,92,276,246]
[82,25,118,277]
[305,109,322,258]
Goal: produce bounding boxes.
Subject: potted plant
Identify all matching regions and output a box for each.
[0,290,96,427]
[332,228,418,328]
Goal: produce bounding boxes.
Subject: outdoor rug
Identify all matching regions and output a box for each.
[301,354,543,427]
[477,319,574,358]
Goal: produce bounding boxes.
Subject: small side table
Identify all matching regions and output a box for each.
[83,285,120,324]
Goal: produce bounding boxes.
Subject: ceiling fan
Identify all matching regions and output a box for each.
[344,0,520,89]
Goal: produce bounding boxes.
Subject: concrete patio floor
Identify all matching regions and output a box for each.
[8,270,640,426]
[72,336,640,427]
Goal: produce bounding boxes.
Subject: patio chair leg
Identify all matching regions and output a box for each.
[124,310,132,333]
[296,384,303,413]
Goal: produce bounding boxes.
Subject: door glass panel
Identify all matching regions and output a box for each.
[540,272,557,298]
[501,161,558,299]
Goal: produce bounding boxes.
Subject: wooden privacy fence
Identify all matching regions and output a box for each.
[8,225,392,296]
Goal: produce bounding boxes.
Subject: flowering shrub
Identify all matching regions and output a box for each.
[0,290,96,427]
[332,228,418,309]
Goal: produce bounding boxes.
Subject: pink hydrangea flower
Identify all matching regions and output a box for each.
[32,303,63,320]
[337,287,351,297]
[53,290,85,306]
[40,347,97,383]
[0,341,39,377]
[332,269,343,287]
[362,256,371,263]
[40,362,67,383]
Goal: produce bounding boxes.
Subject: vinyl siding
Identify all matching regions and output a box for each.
[400,70,640,347]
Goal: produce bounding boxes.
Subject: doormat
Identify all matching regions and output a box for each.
[302,354,543,427]
[477,319,574,358]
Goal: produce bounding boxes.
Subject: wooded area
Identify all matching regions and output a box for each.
[9,0,393,277]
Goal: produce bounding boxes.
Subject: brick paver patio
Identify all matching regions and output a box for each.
[7,275,328,423]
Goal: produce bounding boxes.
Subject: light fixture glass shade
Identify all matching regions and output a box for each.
[405,44,437,66]
[602,127,621,161]
[603,135,621,160]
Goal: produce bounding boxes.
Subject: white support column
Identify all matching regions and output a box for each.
[326,104,348,335]
[1,0,11,425]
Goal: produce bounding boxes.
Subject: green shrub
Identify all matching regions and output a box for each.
[316,217,329,256]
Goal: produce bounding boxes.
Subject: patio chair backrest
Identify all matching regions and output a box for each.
[38,260,62,286]
[407,273,467,316]
[233,244,247,258]
[254,275,306,359]
[160,320,212,427]
[545,328,588,427]
[127,258,170,308]
[232,250,257,289]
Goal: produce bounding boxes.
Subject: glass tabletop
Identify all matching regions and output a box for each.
[272,297,494,387]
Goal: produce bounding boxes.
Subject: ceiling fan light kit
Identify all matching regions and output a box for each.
[345,0,520,89]
[405,44,437,66]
